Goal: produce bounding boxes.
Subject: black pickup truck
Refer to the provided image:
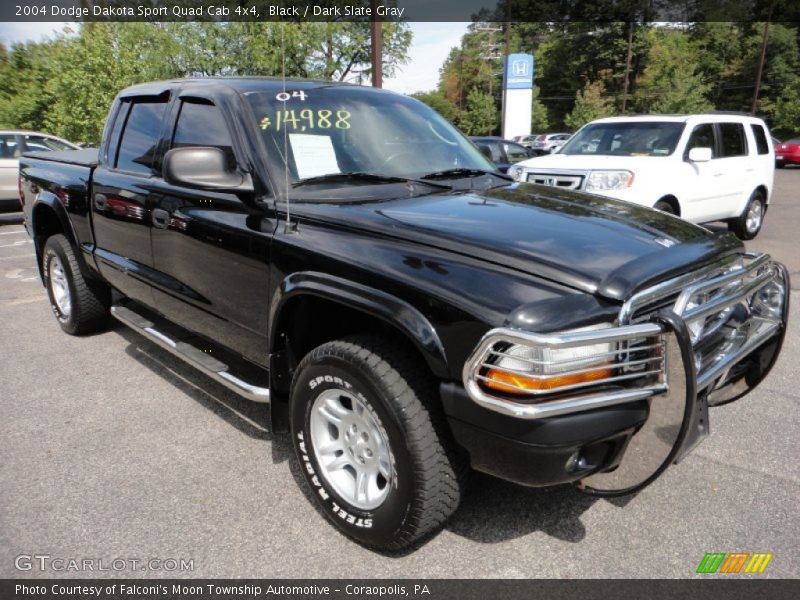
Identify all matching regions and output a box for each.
[20,78,789,550]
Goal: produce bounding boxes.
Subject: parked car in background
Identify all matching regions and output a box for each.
[508,114,775,239]
[512,134,538,148]
[774,137,800,168]
[530,133,572,155]
[1,130,79,211]
[470,136,535,173]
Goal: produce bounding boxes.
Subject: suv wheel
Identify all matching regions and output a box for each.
[43,234,110,334]
[729,190,765,240]
[289,335,465,550]
[654,200,676,215]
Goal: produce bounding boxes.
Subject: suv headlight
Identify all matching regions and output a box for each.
[508,165,526,182]
[585,170,634,191]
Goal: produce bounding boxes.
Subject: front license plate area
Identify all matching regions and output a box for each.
[579,314,699,496]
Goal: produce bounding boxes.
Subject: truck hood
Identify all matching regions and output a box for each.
[293,184,742,302]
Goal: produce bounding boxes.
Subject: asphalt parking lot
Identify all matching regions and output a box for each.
[1,171,799,579]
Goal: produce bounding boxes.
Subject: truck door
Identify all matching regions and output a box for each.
[91,94,170,305]
[711,122,749,218]
[146,95,273,365]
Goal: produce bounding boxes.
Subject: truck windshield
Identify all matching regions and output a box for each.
[560,121,685,157]
[245,86,494,186]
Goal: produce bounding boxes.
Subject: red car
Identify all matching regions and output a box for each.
[775,137,800,167]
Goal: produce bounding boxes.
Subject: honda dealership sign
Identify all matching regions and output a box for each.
[502,53,534,139]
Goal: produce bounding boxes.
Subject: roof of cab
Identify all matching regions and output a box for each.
[117,76,360,98]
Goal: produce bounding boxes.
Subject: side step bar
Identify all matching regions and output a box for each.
[111,305,271,403]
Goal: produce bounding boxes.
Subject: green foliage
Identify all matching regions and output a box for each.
[0,22,411,144]
[564,79,615,130]
[531,86,550,132]
[410,91,458,123]
[773,78,800,135]
[633,28,712,114]
[459,89,498,135]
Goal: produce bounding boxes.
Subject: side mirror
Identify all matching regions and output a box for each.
[163,146,253,192]
[687,147,713,162]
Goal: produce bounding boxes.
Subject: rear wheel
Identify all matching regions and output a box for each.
[43,234,110,334]
[728,190,765,240]
[289,335,465,550]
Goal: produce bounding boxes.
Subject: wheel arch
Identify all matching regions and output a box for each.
[655,194,681,216]
[268,272,449,418]
[30,195,78,280]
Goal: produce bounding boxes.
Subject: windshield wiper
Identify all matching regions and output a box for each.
[420,168,512,181]
[293,171,451,190]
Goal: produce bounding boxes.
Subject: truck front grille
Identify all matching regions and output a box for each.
[526,171,584,190]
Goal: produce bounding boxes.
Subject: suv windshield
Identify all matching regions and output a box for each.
[245,86,494,187]
[560,121,685,157]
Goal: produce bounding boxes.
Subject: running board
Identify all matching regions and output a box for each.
[111,305,270,403]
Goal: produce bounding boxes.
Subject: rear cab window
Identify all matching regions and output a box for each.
[113,98,169,176]
[0,134,20,159]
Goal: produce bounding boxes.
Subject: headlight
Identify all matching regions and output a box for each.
[585,170,634,191]
[480,324,616,394]
[751,278,785,319]
[508,165,525,182]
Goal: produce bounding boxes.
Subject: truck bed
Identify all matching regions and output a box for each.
[22,148,99,168]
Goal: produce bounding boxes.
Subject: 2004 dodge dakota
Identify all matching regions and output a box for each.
[19,78,789,550]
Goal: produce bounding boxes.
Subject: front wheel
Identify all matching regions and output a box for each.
[654,200,676,215]
[728,190,765,240]
[289,335,465,550]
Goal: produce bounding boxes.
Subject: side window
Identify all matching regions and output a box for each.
[0,134,20,159]
[503,143,530,163]
[750,124,770,155]
[116,100,168,175]
[172,99,235,168]
[718,123,747,157]
[685,124,717,158]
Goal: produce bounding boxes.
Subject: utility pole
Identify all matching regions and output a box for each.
[621,21,634,113]
[751,1,775,115]
[370,0,383,88]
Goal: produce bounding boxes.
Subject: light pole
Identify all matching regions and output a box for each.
[370,0,383,88]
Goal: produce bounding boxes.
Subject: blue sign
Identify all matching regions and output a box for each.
[504,53,534,90]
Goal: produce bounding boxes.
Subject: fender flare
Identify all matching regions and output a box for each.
[30,194,88,280]
[269,271,449,379]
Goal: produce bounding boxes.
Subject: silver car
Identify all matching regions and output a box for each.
[530,132,572,155]
[1,130,79,211]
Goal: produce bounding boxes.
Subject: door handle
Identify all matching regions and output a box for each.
[93,194,107,210]
[152,208,170,229]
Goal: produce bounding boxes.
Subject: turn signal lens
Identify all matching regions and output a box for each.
[483,366,614,394]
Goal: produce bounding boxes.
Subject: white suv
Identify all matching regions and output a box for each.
[508,114,775,239]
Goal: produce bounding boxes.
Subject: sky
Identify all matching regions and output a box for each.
[0,21,469,95]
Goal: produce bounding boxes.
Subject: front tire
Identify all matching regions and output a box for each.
[289,335,465,550]
[43,234,110,335]
[728,190,765,240]
[654,200,676,215]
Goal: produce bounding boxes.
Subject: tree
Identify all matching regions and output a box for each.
[459,89,498,135]
[531,86,550,132]
[411,91,458,123]
[0,22,412,144]
[633,28,712,114]
[565,79,615,130]
[773,77,800,134]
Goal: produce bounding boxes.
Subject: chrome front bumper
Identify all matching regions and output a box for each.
[462,253,789,420]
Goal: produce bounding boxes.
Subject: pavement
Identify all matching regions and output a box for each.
[1,171,798,579]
